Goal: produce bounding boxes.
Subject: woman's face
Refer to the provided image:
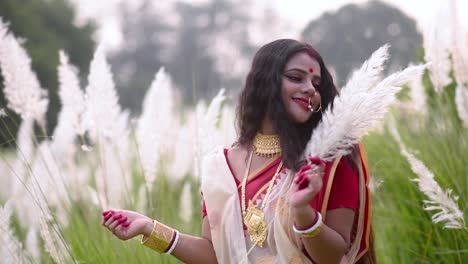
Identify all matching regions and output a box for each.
[281,52,322,123]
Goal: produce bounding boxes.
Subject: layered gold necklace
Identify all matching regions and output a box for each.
[252,133,281,157]
[242,134,283,247]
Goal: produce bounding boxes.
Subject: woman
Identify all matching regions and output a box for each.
[102,39,375,263]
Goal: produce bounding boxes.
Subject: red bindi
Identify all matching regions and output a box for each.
[309,68,314,73]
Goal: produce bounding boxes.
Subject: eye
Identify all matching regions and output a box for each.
[285,75,301,82]
[312,77,321,87]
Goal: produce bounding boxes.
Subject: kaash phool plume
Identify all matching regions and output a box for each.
[304,45,427,161]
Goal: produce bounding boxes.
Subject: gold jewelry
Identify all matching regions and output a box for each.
[293,211,323,238]
[310,98,322,113]
[253,133,281,157]
[301,224,322,238]
[242,151,284,247]
[308,97,322,113]
[141,220,176,253]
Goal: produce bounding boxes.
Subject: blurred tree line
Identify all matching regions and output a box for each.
[301,1,422,86]
[0,0,95,146]
[110,0,256,113]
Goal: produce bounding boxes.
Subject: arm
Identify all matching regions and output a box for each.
[169,217,218,263]
[102,209,217,264]
[293,206,354,263]
[289,159,356,263]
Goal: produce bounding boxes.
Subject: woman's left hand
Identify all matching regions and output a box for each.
[289,157,325,208]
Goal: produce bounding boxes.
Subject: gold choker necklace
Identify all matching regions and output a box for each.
[253,133,281,157]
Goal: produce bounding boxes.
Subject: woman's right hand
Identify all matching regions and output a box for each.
[101,209,153,241]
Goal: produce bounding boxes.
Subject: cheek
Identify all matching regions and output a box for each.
[315,94,322,104]
[281,80,298,98]
[281,82,291,105]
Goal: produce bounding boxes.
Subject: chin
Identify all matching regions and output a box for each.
[291,114,312,124]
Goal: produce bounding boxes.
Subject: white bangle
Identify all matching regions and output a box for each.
[292,211,322,234]
[165,230,179,255]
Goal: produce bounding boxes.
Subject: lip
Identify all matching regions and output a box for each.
[292,97,310,111]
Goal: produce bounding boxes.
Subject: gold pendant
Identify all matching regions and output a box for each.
[243,200,267,247]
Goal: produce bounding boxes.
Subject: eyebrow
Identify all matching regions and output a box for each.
[284,68,308,74]
[284,68,321,80]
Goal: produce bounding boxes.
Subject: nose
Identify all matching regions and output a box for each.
[302,81,317,97]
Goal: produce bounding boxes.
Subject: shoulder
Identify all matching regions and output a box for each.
[324,153,358,173]
[326,155,359,211]
[226,145,248,161]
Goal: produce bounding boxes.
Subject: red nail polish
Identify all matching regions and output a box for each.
[122,223,130,228]
[295,173,305,184]
[104,214,112,221]
[309,157,322,166]
[114,214,122,220]
[298,177,309,190]
[299,165,311,174]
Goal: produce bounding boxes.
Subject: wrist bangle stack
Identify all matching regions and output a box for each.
[293,211,323,238]
[141,220,180,254]
[165,230,179,254]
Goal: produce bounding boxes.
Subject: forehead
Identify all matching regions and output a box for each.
[284,52,321,75]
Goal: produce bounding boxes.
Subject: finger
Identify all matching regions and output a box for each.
[113,214,123,220]
[114,224,125,237]
[312,166,325,179]
[102,212,114,225]
[102,209,115,216]
[298,174,310,190]
[307,176,323,191]
[305,168,323,179]
[308,157,324,166]
[104,213,121,227]
[294,172,305,184]
[300,170,320,186]
[108,218,123,232]
[110,216,128,233]
[298,165,312,174]
[300,163,323,176]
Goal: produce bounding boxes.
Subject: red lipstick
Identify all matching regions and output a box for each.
[293,97,310,111]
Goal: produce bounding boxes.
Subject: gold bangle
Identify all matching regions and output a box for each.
[301,224,322,238]
[293,211,323,239]
[141,220,175,253]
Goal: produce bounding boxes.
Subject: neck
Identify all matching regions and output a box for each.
[260,118,276,135]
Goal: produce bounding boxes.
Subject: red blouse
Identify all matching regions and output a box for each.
[202,149,358,218]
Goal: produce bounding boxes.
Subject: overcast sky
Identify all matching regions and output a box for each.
[273,0,467,30]
[70,0,467,50]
